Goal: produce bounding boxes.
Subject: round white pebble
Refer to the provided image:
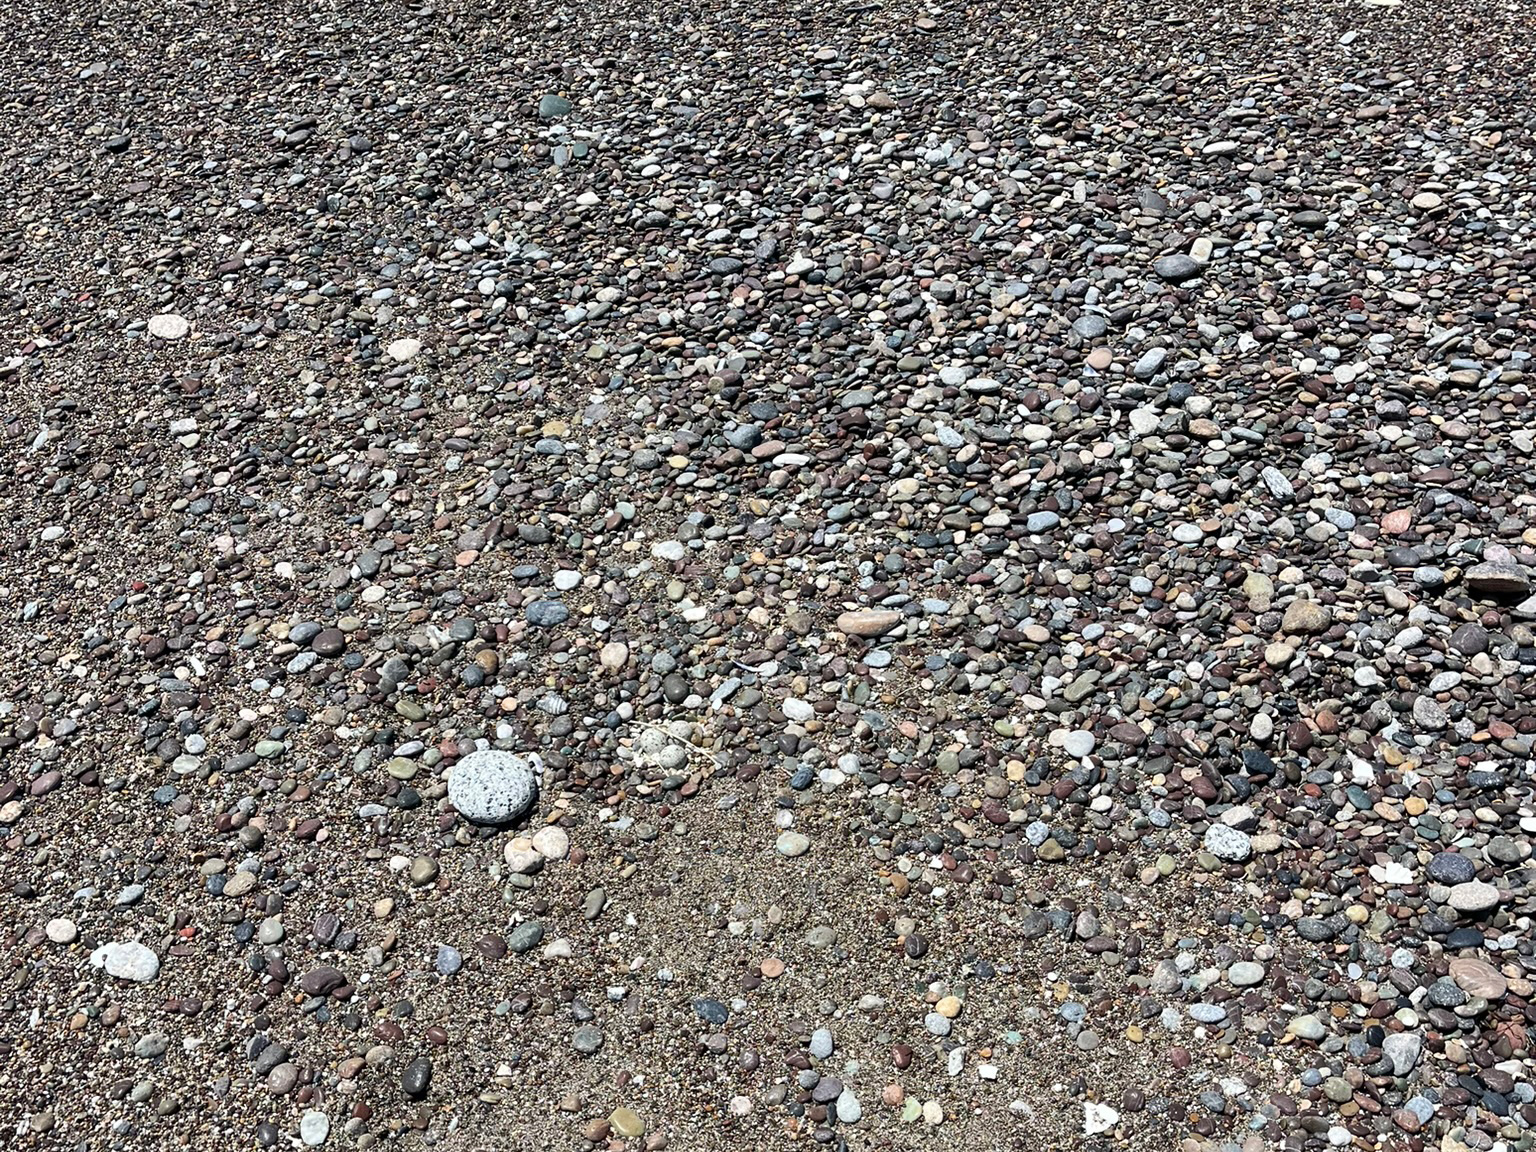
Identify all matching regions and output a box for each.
[1062,730,1096,758]
[147,313,190,340]
[775,831,810,857]
[532,825,570,860]
[448,750,539,824]
[46,917,78,944]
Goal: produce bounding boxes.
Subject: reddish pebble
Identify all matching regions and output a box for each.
[1170,1046,1192,1069]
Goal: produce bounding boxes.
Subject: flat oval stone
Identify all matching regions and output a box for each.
[1153,253,1201,282]
[1228,961,1265,987]
[147,313,191,340]
[1447,880,1501,914]
[836,609,902,637]
[775,831,810,857]
[1449,957,1506,999]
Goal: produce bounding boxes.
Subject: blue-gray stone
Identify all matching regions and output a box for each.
[526,601,569,628]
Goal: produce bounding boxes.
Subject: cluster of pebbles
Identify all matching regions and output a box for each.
[3,0,1536,1148]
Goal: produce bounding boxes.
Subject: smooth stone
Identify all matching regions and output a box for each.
[1449,958,1507,999]
[508,921,545,953]
[836,610,902,638]
[532,826,570,860]
[1427,852,1476,885]
[147,313,191,339]
[609,1108,645,1138]
[1132,348,1167,379]
[400,1057,432,1097]
[46,918,78,944]
[525,600,569,627]
[1062,730,1095,758]
[448,750,538,823]
[1447,881,1501,914]
[1289,1015,1327,1041]
[1153,254,1201,282]
[776,831,810,857]
[1228,961,1265,987]
[836,1089,862,1123]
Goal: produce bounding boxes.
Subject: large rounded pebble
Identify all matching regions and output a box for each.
[448,751,538,824]
[531,825,570,860]
[1447,881,1501,913]
[146,313,190,340]
[775,831,810,857]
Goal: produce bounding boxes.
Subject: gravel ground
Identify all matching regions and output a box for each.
[3,0,1536,1149]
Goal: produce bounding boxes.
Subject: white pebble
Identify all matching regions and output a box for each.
[532,826,570,860]
[147,313,190,340]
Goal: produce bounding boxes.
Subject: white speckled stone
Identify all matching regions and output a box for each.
[448,751,539,824]
[147,313,190,340]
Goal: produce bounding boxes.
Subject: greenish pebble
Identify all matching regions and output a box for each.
[1156,854,1176,876]
[1037,839,1065,862]
[508,920,545,953]
[609,1107,644,1138]
[1196,850,1221,871]
[386,758,418,780]
[395,700,426,722]
[900,1099,922,1123]
[254,740,285,758]
[409,857,438,886]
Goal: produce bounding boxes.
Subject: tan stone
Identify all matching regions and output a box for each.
[836,609,903,638]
